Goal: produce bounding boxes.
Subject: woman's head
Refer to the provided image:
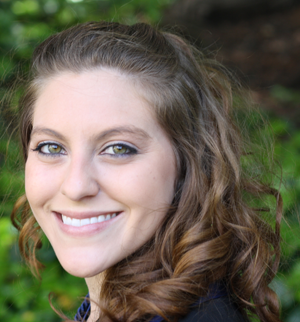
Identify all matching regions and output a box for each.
[20,21,241,274]
[13,21,281,322]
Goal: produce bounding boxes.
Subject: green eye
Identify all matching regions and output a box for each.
[37,143,64,155]
[48,144,62,154]
[113,145,128,154]
[103,144,137,156]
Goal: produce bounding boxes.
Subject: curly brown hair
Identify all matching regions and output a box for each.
[11,21,282,322]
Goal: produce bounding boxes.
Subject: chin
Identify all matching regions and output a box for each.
[63,265,104,278]
[58,258,106,278]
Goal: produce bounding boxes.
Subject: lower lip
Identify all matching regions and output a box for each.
[53,211,122,237]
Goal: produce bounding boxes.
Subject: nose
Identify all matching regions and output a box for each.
[60,156,100,201]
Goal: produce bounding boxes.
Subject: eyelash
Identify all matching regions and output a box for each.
[32,142,66,157]
[101,143,138,157]
[32,142,138,157]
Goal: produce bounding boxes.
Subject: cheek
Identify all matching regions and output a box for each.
[103,156,176,211]
[25,158,59,209]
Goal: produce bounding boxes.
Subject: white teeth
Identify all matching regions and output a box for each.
[98,215,105,223]
[72,218,81,227]
[81,218,90,226]
[61,213,118,227]
[90,217,98,224]
[66,217,72,225]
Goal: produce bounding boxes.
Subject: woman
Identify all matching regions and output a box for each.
[11,21,282,322]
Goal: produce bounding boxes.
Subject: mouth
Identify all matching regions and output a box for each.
[56,212,121,227]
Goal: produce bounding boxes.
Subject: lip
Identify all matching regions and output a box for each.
[53,210,123,237]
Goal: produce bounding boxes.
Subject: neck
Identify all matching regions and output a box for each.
[85,274,104,322]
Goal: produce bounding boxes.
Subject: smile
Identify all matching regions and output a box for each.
[61,213,118,227]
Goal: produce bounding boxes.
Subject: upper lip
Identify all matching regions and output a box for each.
[53,210,121,219]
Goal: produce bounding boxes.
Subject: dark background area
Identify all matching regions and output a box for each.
[163,0,300,123]
[0,1,300,321]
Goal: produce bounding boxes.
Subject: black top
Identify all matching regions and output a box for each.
[179,296,248,322]
[75,286,248,321]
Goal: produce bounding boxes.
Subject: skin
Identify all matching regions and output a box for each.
[25,69,177,321]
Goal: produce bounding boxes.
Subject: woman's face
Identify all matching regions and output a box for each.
[25,69,176,278]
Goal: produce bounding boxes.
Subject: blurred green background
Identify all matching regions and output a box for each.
[0,0,300,321]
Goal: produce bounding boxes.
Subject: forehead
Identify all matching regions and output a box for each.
[32,69,159,134]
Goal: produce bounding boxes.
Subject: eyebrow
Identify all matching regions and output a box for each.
[30,126,151,142]
[96,126,151,141]
[31,127,66,141]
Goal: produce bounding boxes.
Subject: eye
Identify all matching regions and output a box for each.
[33,142,66,156]
[102,144,137,156]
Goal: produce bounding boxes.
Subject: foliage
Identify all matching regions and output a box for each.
[268,87,300,322]
[0,1,300,321]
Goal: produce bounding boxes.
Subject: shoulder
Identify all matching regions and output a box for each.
[179,296,249,322]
